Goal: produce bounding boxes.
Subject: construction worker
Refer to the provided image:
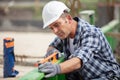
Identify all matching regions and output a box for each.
[38,1,120,80]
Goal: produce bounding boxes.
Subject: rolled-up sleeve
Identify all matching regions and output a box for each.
[74,31,101,65]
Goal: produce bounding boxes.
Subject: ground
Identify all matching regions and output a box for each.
[0,32,56,80]
[0,31,120,80]
[0,64,35,80]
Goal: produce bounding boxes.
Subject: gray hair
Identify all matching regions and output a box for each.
[60,10,70,18]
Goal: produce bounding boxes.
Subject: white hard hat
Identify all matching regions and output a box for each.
[42,1,70,28]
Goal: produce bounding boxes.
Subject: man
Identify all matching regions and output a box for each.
[38,1,120,80]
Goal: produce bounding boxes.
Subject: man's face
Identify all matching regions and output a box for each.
[48,17,72,39]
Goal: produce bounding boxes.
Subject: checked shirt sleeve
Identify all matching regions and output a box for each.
[74,30,102,65]
[49,37,63,53]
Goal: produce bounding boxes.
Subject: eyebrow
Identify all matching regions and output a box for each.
[49,22,58,29]
[53,22,59,26]
[52,21,61,27]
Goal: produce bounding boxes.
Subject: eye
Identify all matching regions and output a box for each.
[53,23,60,28]
[49,27,53,30]
[49,22,61,31]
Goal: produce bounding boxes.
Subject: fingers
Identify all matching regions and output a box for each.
[38,62,51,69]
[45,72,55,78]
[38,62,60,78]
[38,62,56,78]
[40,68,54,73]
[38,62,53,72]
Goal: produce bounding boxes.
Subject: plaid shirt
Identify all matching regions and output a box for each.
[49,17,120,80]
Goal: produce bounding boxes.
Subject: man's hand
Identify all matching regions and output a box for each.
[45,48,60,58]
[38,62,61,78]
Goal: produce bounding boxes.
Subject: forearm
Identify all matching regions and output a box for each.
[59,57,82,74]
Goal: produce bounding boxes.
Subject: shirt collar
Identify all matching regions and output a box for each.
[73,17,82,45]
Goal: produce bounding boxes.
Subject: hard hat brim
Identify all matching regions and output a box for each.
[42,1,70,29]
[43,11,63,29]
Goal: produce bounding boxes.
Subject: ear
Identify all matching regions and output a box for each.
[66,14,72,24]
